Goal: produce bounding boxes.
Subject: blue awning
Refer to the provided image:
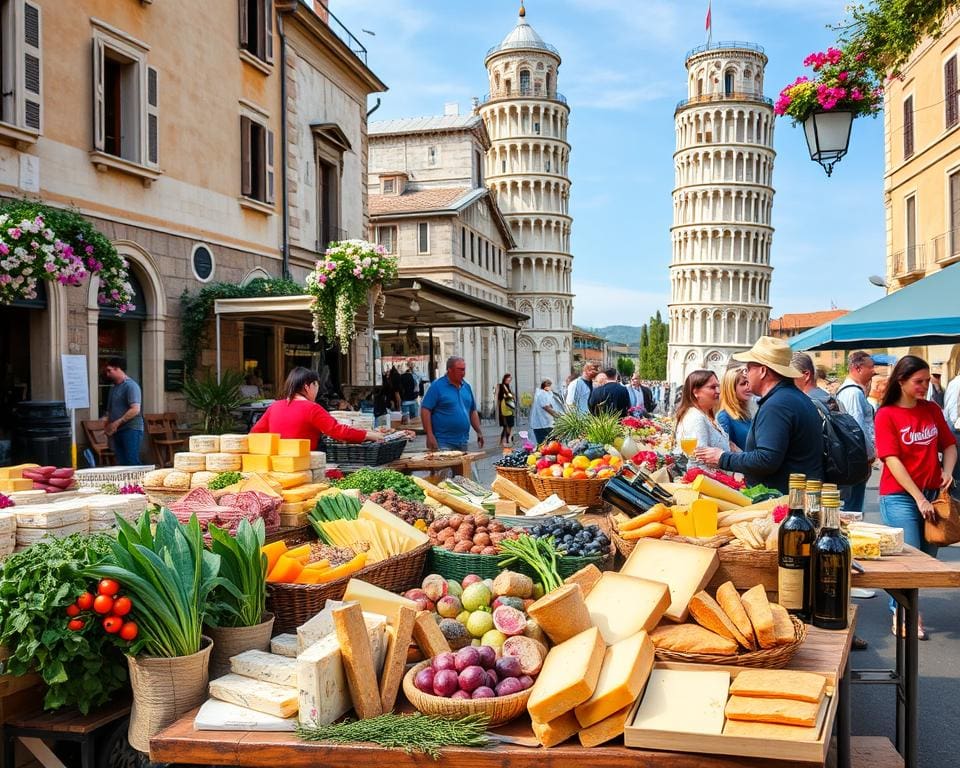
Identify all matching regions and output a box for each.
[789,263,960,351]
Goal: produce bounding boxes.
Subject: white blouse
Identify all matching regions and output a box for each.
[674,408,731,471]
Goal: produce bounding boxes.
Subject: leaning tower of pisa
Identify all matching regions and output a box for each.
[480,2,573,395]
[667,42,775,386]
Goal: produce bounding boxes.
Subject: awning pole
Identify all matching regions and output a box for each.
[428,327,435,381]
[513,328,519,396]
[216,311,222,383]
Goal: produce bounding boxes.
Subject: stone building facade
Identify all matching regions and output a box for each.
[667,42,775,386]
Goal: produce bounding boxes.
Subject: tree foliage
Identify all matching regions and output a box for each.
[616,356,636,378]
[638,311,668,380]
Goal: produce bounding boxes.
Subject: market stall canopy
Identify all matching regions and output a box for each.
[788,264,960,351]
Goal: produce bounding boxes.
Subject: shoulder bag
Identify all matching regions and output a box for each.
[925,489,960,546]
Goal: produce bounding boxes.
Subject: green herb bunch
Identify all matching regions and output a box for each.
[205,518,268,628]
[334,469,424,500]
[208,471,244,490]
[0,534,128,713]
[498,534,563,592]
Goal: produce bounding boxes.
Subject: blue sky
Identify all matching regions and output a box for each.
[331,0,887,329]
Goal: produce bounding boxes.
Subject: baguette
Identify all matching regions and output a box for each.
[412,476,486,515]
[715,581,757,650]
[769,603,797,646]
[688,591,752,650]
[649,623,738,655]
[739,585,777,649]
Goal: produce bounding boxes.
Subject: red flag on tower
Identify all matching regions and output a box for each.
[705,1,712,44]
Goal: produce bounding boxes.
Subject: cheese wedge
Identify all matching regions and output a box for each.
[579,702,635,748]
[209,673,298,718]
[341,580,418,626]
[531,710,581,748]
[527,626,605,722]
[575,630,654,727]
[584,572,670,645]
[270,634,298,658]
[270,471,313,489]
[620,538,719,623]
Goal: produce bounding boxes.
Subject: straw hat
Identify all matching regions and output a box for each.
[732,336,802,378]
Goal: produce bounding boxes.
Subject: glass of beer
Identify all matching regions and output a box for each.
[680,437,698,456]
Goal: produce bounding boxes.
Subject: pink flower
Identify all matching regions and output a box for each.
[85,245,94,256]
[7,227,21,240]
[318,274,327,283]
[0,274,10,285]
[43,262,56,273]
[837,71,848,82]
[851,88,863,101]
[855,52,866,62]
[326,261,336,270]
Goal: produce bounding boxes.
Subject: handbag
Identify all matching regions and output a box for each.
[500,397,515,417]
[924,489,960,546]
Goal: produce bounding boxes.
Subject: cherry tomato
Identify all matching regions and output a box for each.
[119,622,139,641]
[102,616,123,634]
[97,579,121,597]
[112,596,132,617]
[93,594,114,615]
[65,604,80,617]
[76,592,94,611]
[67,619,85,631]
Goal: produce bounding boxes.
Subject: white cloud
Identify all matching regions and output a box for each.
[572,281,668,328]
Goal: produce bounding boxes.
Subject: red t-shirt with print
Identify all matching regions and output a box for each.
[875,400,956,495]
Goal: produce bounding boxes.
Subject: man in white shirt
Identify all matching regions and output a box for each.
[945,371,960,497]
[835,350,876,512]
[565,362,598,414]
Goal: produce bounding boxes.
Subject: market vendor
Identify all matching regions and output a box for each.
[250,367,384,449]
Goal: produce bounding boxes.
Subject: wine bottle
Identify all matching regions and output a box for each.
[778,473,815,620]
[805,479,822,534]
[811,490,850,630]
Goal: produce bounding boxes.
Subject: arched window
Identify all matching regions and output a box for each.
[697,78,704,97]
[724,70,735,95]
[519,70,530,95]
[545,71,553,97]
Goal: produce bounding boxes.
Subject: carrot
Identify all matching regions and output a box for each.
[622,522,669,540]
[261,541,288,575]
[266,555,303,583]
[661,517,675,528]
[619,504,670,531]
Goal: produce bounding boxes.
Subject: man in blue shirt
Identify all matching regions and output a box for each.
[102,357,144,466]
[421,356,485,452]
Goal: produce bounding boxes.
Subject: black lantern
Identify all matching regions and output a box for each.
[803,110,854,176]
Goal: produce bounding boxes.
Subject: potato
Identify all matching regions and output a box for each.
[474,532,491,547]
[454,541,472,553]
[481,546,498,555]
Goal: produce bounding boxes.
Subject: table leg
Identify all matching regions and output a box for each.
[889,588,920,768]
[837,660,851,768]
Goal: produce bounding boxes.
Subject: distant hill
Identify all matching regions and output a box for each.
[587,325,644,345]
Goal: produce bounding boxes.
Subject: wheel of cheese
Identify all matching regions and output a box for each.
[122,494,149,514]
[163,470,192,490]
[190,471,218,488]
[205,453,243,472]
[188,435,221,454]
[309,451,326,470]
[219,434,250,454]
[173,453,207,472]
[143,468,174,488]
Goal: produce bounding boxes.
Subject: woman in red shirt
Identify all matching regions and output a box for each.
[251,367,384,450]
[875,355,957,639]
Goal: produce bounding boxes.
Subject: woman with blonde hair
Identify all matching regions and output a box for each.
[717,367,755,451]
[673,369,731,471]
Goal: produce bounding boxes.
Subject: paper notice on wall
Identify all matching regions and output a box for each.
[19,154,39,193]
[61,354,90,411]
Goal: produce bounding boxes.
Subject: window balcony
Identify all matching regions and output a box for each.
[891,244,926,283]
[482,88,567,104]
[676,92,774,110]
[931,230,960,267]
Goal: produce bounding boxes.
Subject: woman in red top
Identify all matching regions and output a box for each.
[250,367,384,450]
[875,355,957,639]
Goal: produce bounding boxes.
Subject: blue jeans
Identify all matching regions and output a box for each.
[437,442,468,452]
[401,401,419,419]
[533,428,552,445]
[879,490,939,612]
[111,428,143,466]
[843,481,867,512]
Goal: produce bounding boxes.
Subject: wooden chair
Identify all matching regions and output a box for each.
[144,413,185,468]
[164,411,192,441]
[80,420,114,466]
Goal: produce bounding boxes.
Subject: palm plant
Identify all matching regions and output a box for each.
[181,370,252,434]
[583,410,625,446]
[548,409,591,443]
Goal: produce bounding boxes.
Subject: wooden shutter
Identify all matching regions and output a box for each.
[265,127,275,204]
[146,66,159,167]
[20,1,41,131]
[947,56,958,128]
[92,37,105,151]
[264,0,274,64]
[951,172,960,255]
[240,115,253,196]
[238,0,249,50]
[903,95,914,159]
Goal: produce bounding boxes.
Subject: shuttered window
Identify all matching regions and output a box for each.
[946,56,958,129]
[239,0,274,64]
[240,114,274,205]
[418,223,429,254]
[903,95,914,159]
[0,0,43,133]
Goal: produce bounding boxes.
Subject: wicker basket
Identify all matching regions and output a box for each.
[494,465,534,493]
[321,438,407,468]
[653,616,807,669]
[402,660,531,726]
[75,465,155,489]
[427,541,615,583]
[267,541,431,634]
[529,474,609,507]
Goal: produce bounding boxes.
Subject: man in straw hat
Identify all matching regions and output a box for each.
[696,336,824,494]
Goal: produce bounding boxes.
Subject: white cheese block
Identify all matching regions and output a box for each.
[270,634,298,658]
[297,599,387,652]
[16,520,89,544]
[311,469,328,484]
[297,614,387,725]
[0,512,16,535]
[584,572,671,645]
[309,451,326,470]
[0,532,15,548]
[209,674,298,718]
[7,490,46,505]
[122,493,149,514]
[15,505,88,529]
[194,698,296,732]
[205,453,243,473]
[230,651,298,687]
[219,434,250,454]
[189,435,221,454]
[524,494,571,518]
[620,538,720,622]
[631,668,730,735]
[173,453,206,472]
[340,580,419,627]
[848,522,904,555]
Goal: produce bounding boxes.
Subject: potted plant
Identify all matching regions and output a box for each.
[203,518,274,678]
[181,370,253,434]
[83,510,226,752]
[305,239,398,353]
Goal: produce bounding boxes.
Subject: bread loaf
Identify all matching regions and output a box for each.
[722,719,820,740]
[688,590,752,650]
[739,585,777,649]
[728,669,826,703]
[648,623,738,655]
[768,603,797,646]
[715,581,757,649]
[724,695,821,727]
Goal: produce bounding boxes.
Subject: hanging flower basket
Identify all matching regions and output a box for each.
[305,239,398,353]
[0,199,134,312]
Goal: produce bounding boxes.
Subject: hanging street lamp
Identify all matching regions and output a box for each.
[803,110,854,176]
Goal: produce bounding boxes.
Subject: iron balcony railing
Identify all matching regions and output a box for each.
[676,92,774,110]
[482,88,567,104]
[486,39,560,58]
[892,244,926,278]
[324,6,368,65]
[685,41,766,59]
[924,230,960,267]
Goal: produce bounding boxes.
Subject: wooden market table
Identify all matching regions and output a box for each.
[151,619,861,768]
[386,451,487,479]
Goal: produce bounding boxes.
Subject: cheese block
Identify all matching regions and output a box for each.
[0,512,16,535]
[0,478,33,492]
[208,673,299,718]
[189,435,220,454]
[690,498,719,538]
[0,464,30,480]
[281,484,325,503]
[17,520,89,543]
[574,630,654,727]
[579,702,635,748]
[721,718,821,741]
[297,599,386,652]
[297,613,387,725]
[194,698,296,732]
[358,502,430,550]
[527,626,605,722]
[277,439,310,458]
[530,710,581,748]
[584,572,671,645]
[309,451,326,470]
[230,650,298,688]
[7,490,47,505]
[270,471,312,489]
[631,668,730,735]
[311,469,328,484]
[849,532,882,559]
[16,505,88,529]
[190,471,218,489]
[0,533,15,549]
[270,634,298,658]
[690,474,751,506]
[242,454,272,473]
[341,580,418,626]
[333,603,384,719]
[248,433,280,456]
[173,452,207,472]
[412,611,451,658]
[848,522,904,555]
[219,434,250,454]
[163,470,192,490]
[563,564,603,598]
[728,669,826,703]
[270,455,311,473]
[620,538,719,623]
[239,474,282,498]
[206,453,243,472]
[724,695,821,727]
[379,605,417,712]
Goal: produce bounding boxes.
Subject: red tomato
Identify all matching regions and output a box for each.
[76,592,94,611]
[97,579,121,597]
[65,604,80,617]
[93,594,114,615]
[102,616,123,634]
[119,622,139,641]
[112,596,132,617]
[67,618,85,631]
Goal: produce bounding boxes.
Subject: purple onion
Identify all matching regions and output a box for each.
[518,674,534,690]
[413,666,435,693]
[458,665,486,693]
[495,677,525,696]
[432,668,460,697]
[450,689,471,700]
[495,656,522,679]
[471,686,495,699]
[432,652,457,672]
[454,646,480,672]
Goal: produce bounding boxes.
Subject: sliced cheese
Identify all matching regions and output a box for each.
[229,650,298,688]
[620,538,720,623]
[270,634,298,658]
[194,698,296,732]
[584,572,670,645]
[271,455,311,473]
[341,580,418,626]
[527,626,605,723]
[531,710,581,748]
[219,434,250,454]
[690,498,719,538]
[278,439,310,458]
[358,501,429,550]
[297,599,386,653]
[209,673,298,718]
[242,454,272,473]
[281,484,325,503]
[579,702,635,748]
[248,433,280,456]
[239,474,282,498]
[631,668,729,735]
[0,478,33,492]
[574,630,654,727]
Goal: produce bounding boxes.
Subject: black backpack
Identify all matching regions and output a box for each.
[810,398,871,486]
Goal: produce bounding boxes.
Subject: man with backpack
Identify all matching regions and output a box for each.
[836,351,877,512]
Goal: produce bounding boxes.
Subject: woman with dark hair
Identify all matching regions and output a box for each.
[496,373,516,447]
[251,367,384,449]
[876,355,957,638]
[674,369,732,471]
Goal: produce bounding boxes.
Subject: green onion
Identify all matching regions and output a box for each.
[498,534,563,592]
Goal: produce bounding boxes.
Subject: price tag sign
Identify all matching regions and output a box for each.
[61,354,90,410]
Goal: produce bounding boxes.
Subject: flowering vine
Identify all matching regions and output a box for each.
[775,46,883,124]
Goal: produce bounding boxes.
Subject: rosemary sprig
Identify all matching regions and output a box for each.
[296,712,492,759]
